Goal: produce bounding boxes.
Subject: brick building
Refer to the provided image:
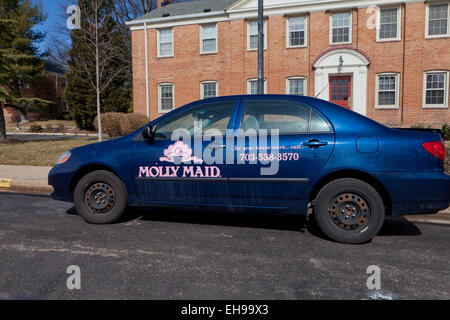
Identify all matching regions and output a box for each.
[127,0,450,127]
[3,60,68,123]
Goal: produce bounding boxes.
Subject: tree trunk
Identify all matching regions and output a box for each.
[0,103,7,140]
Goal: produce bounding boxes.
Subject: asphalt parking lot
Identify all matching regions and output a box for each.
[0,192,449,300]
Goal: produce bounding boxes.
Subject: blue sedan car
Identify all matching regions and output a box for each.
[48,95,450,244]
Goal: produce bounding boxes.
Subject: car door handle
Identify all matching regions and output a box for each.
[205,144,226,150]
[303,139,328,148]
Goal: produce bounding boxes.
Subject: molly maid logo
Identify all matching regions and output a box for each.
[159,141,203,164]
[138,141,221,179]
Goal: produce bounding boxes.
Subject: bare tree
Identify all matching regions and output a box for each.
[69,0,130,141]
[114,0,154,21]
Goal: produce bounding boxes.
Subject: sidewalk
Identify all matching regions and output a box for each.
[0,165,52,193]
[0,164,449,224]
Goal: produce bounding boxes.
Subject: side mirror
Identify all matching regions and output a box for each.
[142,124,156,142]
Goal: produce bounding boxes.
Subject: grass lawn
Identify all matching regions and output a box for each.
[0,138,96,166]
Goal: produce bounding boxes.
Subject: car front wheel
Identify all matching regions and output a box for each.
[74,170,128,224]
[314,178,385,244]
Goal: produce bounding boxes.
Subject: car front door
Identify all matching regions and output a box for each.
[228,98,335,208]
[132,98,238,205]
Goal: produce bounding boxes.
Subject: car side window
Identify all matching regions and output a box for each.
[310,109,331,133]
[241,100,331,134]
[154,100,235,139]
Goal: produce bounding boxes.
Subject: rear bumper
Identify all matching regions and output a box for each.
[48,165,76,202]
[371,171,450,216]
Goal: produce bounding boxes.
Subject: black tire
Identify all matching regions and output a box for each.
[314,178,385,244]
[74,170,128,224]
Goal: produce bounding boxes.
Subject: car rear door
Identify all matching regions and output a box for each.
[227,97,335,208]
[132,98,239,205]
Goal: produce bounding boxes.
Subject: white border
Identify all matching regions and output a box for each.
[200,81,219,99]
[247,78,267,94]
[157,28,174,58]
[286,16,308,48]
[376,6,402,42]
[329,11,352,45]
[286,76,307,95]
[247,19,267,51]
[425,2,450,39]
[200,24,218,54]
[158,83,175,113]
[375,73,400,109]
[422,70,449,108]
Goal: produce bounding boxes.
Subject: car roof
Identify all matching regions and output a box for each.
[155,94,387,134]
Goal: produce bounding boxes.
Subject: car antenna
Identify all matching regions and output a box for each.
[315,83,330,98]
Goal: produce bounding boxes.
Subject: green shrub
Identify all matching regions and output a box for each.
[29,124,43,132]
[58,112,72,121]
[442,124,450,141]
[119,113,149,136]
[94,113,148,137]
[94,113,123,137]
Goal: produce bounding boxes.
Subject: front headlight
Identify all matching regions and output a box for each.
[56,151,71,165]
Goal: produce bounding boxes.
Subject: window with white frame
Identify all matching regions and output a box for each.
[158,28,173,57]
[330,12,352,44]
[287,16,307,48]
[286,77,306,96]
[200,81,218,99]
[423,71,449,108]
[376,73,400,108]
[377,7,401,41]
[158,83,174,112]
[426,3,450,37]
[247,20,267,50]
[247,79,267,94]
[200,24,217,54]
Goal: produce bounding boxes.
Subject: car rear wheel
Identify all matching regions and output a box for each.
[314,178,385,244]
[74,170,128,224]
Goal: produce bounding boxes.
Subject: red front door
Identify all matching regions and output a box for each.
[329,76,351,109]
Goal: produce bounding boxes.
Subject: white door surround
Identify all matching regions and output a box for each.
[313,47,370,116]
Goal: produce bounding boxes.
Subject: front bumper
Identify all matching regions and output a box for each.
[371,171,450,216]
[48,165,77,202]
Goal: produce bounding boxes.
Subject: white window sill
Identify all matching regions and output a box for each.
[375,105,399,110]
[425,34,450,39]
[329,41,352,46]
[157,55,174,59]
[286,45,307,49]
[200,51,218,55]
[376,38,401,43]
[422,105,448,109]
[247,48,267,52]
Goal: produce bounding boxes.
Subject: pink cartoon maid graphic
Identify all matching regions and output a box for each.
[159,141,203,164]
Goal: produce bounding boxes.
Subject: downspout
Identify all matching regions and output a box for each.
[144,22,150,118]
[308,12,311,96]
[400,3,406,125]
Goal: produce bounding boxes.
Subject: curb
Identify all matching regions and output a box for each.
[405,218,450,225]
[0,179,12,188]
[0,178,53,195]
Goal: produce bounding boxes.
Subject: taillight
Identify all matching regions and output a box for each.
[422,141,445,161]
